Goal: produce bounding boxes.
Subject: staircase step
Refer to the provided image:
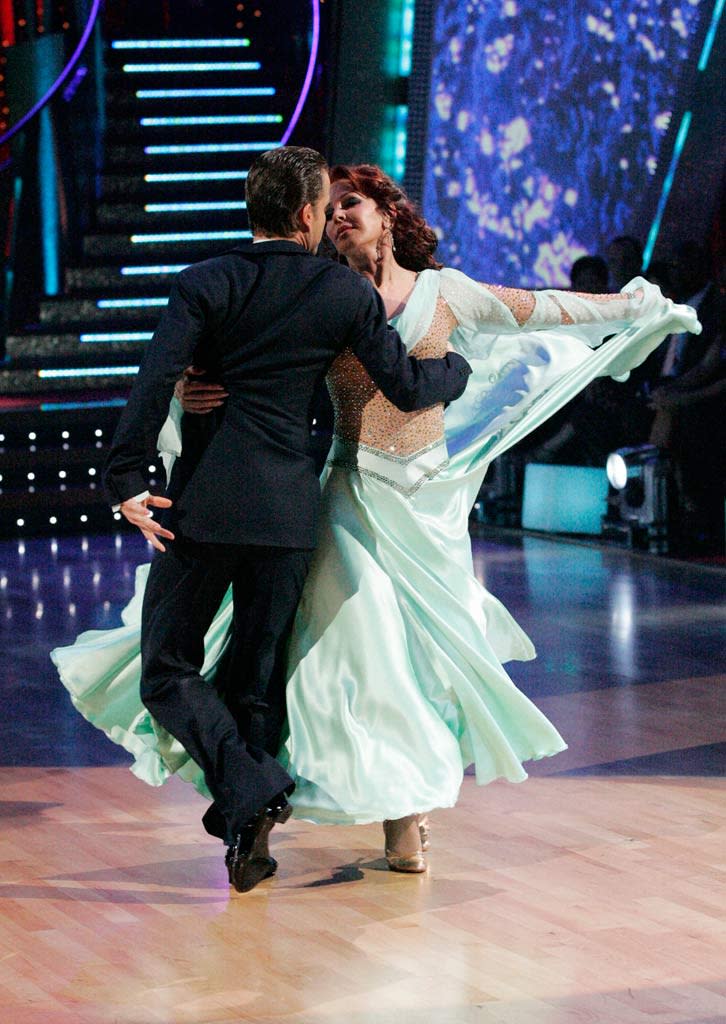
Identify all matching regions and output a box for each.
[100,171,250,200]
[82,231,249,259]
[103,65,273,93]
[96,202,249,230]
[99,172,250,203]
[39,296,168,325]
[65,264,188,291]
[6,333,149,367]
[0,368,139,396]
[104,106,282,139]
[105,142,274,169]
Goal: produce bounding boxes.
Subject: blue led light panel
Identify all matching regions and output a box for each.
[424,0,710,286]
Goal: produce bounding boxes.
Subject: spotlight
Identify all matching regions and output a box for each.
[16,518,24,527]
[28,432,36,440]
[604,444,670,553]
[49,516,57,525]
[62,430,70,439]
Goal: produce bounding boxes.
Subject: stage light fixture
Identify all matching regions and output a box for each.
[144,142,273,154]
[604,444,670,553]
[140,115,280,126]
[144,201,246,213]
[97,297,167,308]
[122,61,261,73]
[130,230,252,243]
[113,38,251,49]
[121,265,188,275]
[138,88,273,99]
[81,331,153,342]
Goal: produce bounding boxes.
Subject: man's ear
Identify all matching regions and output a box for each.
[297,202,314,234]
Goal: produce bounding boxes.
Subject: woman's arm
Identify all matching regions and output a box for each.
[439,268,658,337]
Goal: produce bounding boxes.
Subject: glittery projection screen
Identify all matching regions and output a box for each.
[423,0,710,286]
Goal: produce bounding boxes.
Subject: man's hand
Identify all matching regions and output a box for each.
[175,365,228,414]
[119,494,175,552]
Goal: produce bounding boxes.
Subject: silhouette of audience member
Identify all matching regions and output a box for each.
[570,255,609,294]
[606,235,643,290]
[648,243,725,553]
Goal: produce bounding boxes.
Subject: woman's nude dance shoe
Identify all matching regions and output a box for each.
[417,814,431,852]
[383,815,427,873]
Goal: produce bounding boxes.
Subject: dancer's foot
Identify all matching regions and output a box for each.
[226,796,292,893]
[383,814,426,873]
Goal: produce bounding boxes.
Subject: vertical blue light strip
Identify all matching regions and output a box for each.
[698,0,725,71]
[400,0,415,76]
[38,92,60,295]
[643,111,693,269]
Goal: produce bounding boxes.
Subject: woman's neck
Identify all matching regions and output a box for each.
[347,246,418,318]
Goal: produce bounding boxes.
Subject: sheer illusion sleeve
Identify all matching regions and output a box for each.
[438,268,678,350]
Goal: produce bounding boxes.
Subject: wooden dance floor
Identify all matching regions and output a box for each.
[2,529,725,1024]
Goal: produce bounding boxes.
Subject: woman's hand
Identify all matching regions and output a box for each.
[175,365,229,414]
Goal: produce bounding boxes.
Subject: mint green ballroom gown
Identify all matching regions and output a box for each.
[51,271,699,824]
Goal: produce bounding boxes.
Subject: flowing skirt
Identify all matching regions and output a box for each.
[51,437,565,822]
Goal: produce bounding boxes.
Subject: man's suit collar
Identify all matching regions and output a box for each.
[233,240,311,256]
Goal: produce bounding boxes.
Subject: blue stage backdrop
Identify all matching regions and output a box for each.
[423,0,710,286]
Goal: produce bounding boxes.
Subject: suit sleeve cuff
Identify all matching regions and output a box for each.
[111,489,150,512]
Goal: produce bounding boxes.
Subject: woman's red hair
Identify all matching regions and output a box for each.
[329,164,442,272]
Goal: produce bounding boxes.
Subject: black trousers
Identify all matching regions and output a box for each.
[140,534,313,843]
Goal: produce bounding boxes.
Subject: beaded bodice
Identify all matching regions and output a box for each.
[327,296,458,456]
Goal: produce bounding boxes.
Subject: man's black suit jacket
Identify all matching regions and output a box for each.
[104,240,471,547]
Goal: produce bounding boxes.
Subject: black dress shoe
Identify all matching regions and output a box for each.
[226,798,292,894]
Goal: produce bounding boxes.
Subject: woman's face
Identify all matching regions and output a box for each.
[325,181,390,257]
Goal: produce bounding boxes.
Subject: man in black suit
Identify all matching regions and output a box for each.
[104,147,471,892]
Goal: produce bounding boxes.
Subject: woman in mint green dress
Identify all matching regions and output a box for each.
[52,164,700,873]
